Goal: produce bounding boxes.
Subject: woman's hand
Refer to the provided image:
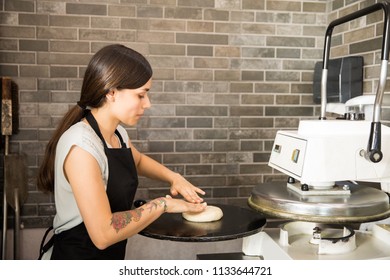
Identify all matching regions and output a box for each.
[163,195,207,213]
[129,146,205,203]
[169,173,205,203]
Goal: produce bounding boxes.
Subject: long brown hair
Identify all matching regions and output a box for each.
[37,44,153,193]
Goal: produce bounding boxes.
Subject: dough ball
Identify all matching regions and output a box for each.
[182,205,223,222]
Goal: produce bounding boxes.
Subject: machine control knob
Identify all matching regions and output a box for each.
[301,184,309,191]
[287,177,295,184]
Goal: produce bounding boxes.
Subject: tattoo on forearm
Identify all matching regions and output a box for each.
[111,208,143,233]
[147,201,158,212]
[157,198,167,212]
[110,198,167,233]
[146,198,166,213]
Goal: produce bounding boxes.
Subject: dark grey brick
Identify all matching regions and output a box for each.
[185,165,212,175]
[5,0,35,12]
[241,140,263,151]
[50,66,78,78]
[176,33,228,45]
[20,65,49,78]
[0,65,18,76]
[0,39,18,50]
[230,82,253,93]
[187,45,213,56]
[267,36,316,48]
[176,140,212,152]
[193,129,228,139]
[163,153,201,164]
[227,175,262,186]
[253,152,271,163]
[214,140,239,152]
[187,117,213,128]
[138,129,192,141]
[214,117,240,128]
[178,0,215,8]
[37,78,67,91]
[66,3,107,16]
[241,117,274,128]
[242,94,274,104]
[265,106,314,116]
[0,51,35,64]
[137,6,163,18]
[80,29,135,42]
[213,186,237,197]
[350,37,382,54]
[19,14,49,26]
[242,0,265,10]
[20,40,49,51]
[187,175,227,187]
[37,27,77,40]
[230,106,263,116]
[176,105,228,116]
[204,9,230,21]
[50,15,90,28]
[165,7,202,20]
[149,141,174,153]
[215,94,240,105]
[1,25,35,38]
[242,71,265,81]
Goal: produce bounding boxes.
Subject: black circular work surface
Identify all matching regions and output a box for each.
[139,204,266,242]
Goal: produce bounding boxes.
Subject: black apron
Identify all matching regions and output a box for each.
[49,111,138,260]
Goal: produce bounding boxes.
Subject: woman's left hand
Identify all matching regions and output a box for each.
[169,173,205,203]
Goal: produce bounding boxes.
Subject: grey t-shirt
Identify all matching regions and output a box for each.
[52,121,129,234]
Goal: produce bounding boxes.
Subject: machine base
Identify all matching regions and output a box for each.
[242,223,390,260]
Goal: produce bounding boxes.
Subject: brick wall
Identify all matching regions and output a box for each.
[0,0,389,228]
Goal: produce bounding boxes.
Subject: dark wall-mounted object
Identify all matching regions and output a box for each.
[313,56,363,104]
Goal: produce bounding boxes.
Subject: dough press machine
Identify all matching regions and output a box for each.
[244,2,390,260]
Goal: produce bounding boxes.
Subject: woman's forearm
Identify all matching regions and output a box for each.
[94,197,166,250]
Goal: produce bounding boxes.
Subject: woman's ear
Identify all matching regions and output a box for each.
[105,89,116,102]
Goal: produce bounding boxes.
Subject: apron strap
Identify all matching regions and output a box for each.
[85,110,126,148]
[38,226,54,260]
[114,130,126,147]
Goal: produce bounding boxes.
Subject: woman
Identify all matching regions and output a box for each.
[37,44,206,259]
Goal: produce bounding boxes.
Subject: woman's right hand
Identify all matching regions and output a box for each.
[163,195,207,214]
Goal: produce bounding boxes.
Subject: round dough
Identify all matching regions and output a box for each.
[182,205,223,222]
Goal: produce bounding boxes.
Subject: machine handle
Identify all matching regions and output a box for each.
[367,122,383,163]
[320,1,390,162]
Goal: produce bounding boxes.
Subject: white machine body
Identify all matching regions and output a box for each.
[245,119,390,259]
[269,120,390,189]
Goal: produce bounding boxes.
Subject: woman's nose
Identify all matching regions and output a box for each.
[143,95,151,109]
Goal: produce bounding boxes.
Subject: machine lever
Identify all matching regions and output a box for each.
[321,1,390,162]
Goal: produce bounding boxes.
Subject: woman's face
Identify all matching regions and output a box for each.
[111,78,152,126]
